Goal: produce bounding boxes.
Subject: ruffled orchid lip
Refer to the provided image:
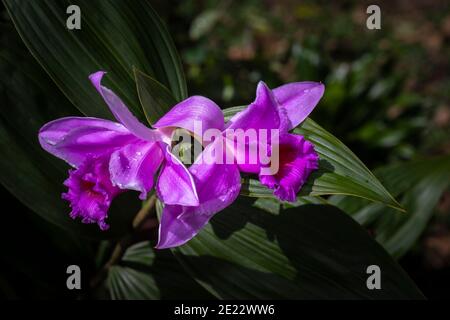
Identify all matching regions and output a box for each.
[62,155,122,230]
[259,134,319,202]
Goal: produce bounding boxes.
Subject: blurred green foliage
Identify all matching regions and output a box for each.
[156,0,449,167]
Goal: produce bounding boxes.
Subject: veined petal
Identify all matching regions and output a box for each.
[39,117,137,167]
[259,133,319,202]
[109,141,164,200]
[156,141,241,249]
[156,144,199,206]
[89,71,161,142]
[154,96,225,133]
[272,82,325,130]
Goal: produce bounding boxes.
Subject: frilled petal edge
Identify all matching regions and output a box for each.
[259,133,319,202]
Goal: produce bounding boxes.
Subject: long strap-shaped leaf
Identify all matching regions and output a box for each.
[107,242,214,299]
[332,156,450,259]
[161,199,423,299]
[4,0,187,120]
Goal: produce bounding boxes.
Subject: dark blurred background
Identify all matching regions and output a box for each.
[1,0,449,299]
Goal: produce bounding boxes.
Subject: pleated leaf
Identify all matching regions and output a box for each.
[331,156,450,259]
[223,106,402,211]
[107,242,214,300]
[4,0,187,121]
[134,68,177,125]
[161,199,423,299]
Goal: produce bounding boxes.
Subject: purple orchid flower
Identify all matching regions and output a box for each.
[38,70,323,249]
[156,81,324,248]
[38,71,224,230]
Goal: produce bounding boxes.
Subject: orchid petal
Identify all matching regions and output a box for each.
[223,137,262,174]
[63,154,122,230]
[227,81,288,132]
[272,82,325,130]
[157,141,241,249]
[259,133,319,202]
[38,117,137,167]
[156,144,199,206]
[154,96,225,133]
[109,141,163,200]
[89,71,161,142]
[225,82,287,173]
[39,117,129,145]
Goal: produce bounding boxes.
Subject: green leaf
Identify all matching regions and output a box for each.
[0,23,140,239]
[164,199,423,299]
[134,68,177,125]
[252,196,329,215]
[332,156,450,259]
[107,242,214,300]
[295,119,402,209]
[4,0,187,121]
[223,106,402,211]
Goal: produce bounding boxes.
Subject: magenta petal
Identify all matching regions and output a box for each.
[227,81,287,132]
[272,82,325,130]
[62,154,122,230]
[154,96,225,133]
[156,144,199,206]
[156,205,200,249]
[225,82,287,173]
[39,117,128,145]
[156,142,241,249]
[224,137,263,174]
[109,141,163,200]
[89,71,161,142]
[39,117,137,167]
[259,133,319,202]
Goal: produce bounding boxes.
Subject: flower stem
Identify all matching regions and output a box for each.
[90,195,158,289]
